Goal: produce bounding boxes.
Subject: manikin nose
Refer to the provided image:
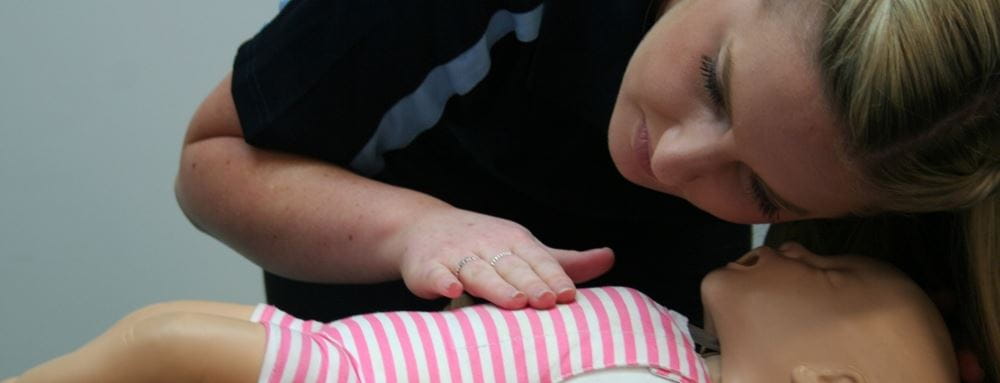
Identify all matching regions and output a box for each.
[652,121,730,186]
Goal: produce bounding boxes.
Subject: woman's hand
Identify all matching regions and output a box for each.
[391,206,615,309]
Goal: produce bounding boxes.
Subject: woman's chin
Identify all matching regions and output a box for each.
[608,141,646,183]
[611,156,663,192]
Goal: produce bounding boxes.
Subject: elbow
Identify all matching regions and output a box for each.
[175,72,245,236]
[174,144,209,234]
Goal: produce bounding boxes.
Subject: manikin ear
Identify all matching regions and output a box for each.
[790,364,866,383]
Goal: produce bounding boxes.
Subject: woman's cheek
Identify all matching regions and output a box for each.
[680,180,767,224]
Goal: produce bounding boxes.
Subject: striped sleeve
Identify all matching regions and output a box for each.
[251,304,359,383]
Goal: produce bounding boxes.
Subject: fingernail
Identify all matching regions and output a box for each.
[536,290,555,301]
[511,291,526,300]
[555,287,575,303]
[442,282,462,297]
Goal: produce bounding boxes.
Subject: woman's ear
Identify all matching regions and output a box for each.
[790,364,865,383]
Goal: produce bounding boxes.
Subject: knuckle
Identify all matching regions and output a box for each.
[509,274,533,288]
[503,228,534,242]
[518,247,553,262]
[466,280,498,297]
[528,281,550,292]
[463,264,489,279]
[510,266,541,281]
[553,275,574,284]
[536,259,564,272]
[425,265,448,281]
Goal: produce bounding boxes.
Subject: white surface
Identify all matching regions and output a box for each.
[565,367,683,382]
[0,0,273,376]
[752,223,769,248]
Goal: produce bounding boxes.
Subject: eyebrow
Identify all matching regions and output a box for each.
[720,39,735,114]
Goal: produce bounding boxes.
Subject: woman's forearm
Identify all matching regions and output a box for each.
[175,74,602,308]
[175,74,450,283]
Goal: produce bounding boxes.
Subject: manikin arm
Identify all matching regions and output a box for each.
[8,301,264,383]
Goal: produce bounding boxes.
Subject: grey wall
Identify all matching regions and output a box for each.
[0,1,274,376]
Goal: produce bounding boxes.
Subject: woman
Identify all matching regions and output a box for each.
[177,0,748,324]
[176,0,998,378]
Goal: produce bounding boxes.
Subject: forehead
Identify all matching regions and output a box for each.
[728,5,866,217]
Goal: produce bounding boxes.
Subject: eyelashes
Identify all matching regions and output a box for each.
[748,174,781,221]
[699,55,725,108]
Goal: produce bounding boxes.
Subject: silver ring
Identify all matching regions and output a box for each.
[453,256,479,276]
[489,251,514,267]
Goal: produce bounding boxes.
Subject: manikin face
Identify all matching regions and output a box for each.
[608,0,868,223]
[701,244,956,382]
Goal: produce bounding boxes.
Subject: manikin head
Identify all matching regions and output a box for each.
[700,243,958,382]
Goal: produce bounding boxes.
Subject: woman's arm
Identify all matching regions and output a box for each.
[174,74,614,308]
[176,73,448,284]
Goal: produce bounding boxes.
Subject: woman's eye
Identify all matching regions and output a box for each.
[700,55,725,108]
[747,174,780,221]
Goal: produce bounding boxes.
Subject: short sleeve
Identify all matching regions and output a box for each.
[231,0,539,165]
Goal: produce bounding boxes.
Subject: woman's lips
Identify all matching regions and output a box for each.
[632,119,654,177]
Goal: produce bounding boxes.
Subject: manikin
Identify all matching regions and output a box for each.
[5,243,957,382]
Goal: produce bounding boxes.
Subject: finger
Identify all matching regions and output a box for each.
[457,257,527,309]
[551,247,615,284]
[405,263,463,300]
[513,245,576,305]
[486,250,558,308]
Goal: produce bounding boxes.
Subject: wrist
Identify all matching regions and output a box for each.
[373,195,455,273]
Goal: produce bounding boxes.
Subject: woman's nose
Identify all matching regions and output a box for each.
[650,120,731,187]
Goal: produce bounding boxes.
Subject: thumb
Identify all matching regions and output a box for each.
[550,247,615,283]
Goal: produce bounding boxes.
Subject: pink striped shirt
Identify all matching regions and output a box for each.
[251,286,712,383]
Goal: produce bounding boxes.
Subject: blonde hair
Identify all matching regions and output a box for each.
[793,0,1000,378]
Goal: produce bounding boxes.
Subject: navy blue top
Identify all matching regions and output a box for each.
[231,0,749,323]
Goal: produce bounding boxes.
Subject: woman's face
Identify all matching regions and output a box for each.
[608,0,867,223]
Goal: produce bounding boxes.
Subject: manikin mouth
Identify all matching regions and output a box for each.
[733,251,760,267]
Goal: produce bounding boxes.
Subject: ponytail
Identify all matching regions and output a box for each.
[964,196,1000,380]
[813,0,1000,378]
